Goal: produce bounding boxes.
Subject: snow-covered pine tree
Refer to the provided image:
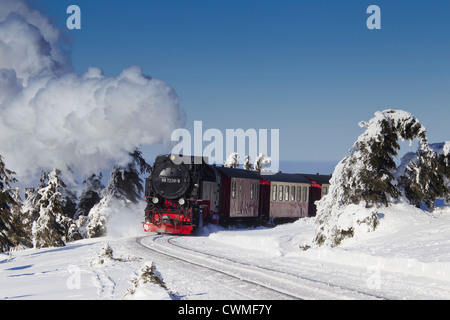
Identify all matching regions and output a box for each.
[22,171,49,220]
[443,143,450,200]
[224,153,239,168]
[243,155,253,170]
[429,142,450,204]
[7,188,32,249]
[107,149,151,204]
[61,184,77,219]
[397,143,450,209]
[21,171,51,242]
[314,110,428,247]
[85,149,150,238]
[75,173,105,219]
[254,153,271,172]
[32,169,73,248]
[0,155,19,252]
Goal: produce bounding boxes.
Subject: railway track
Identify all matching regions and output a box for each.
[136,235,388,300]
[136,236,300,299]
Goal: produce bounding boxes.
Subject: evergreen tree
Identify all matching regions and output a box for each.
[75,173,105,219]
[243,155,253,170]
[340,110,427,207]
[107,149,151,203]
[85,148,150,238]
[397,142,450,208]
[224,153,239,168]
[8,188,32,249]
[314,110,429,247]
[32,169,68,248]
[22,171,50,224]
[61,186,77,219]
[253,153,271,172]
[0,155,18,252]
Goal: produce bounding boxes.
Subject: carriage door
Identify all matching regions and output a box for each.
[201,181,219,212]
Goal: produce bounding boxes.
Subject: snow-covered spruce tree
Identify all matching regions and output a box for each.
[443,143,450,200]
[106,149,150,204]
[61,184,77,219]
[397,142,450,209]
[254,153,271,172]
[86,149,150,238]
[32,169,66,248]
[428,142,450,204]
[0,155,19,252]
[243,155,253,170]
[314,110,428,247]
[75,173,105,219]
[7,188,33,249]
[32,169,82,248]
[224,152,239,168]
[22,171,49,224]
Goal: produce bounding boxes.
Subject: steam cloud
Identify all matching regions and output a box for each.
[0,0,185,179]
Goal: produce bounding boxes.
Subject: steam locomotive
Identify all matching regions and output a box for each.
[143,154,330,235]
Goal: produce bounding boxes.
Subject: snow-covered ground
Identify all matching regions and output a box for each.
[1,203,450,300]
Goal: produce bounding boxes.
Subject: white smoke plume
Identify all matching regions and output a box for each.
[0,0,185,179]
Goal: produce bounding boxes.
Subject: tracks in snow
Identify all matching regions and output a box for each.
[136,235,387,300]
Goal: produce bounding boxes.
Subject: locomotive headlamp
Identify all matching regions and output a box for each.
[169,154,176,161]
[152,197,159,204]
[178,198,185,206]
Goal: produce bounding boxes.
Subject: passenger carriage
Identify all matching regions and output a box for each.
[212,166,262,225]
[259,172,312,222]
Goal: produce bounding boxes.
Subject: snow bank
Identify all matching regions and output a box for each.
[205,203,450,283]
[300,204,450,281]
[207,219,315,257]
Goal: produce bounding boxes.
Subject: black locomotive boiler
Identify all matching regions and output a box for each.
[143,154,216,234]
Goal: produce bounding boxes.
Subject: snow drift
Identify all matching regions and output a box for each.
[0,0,185,179]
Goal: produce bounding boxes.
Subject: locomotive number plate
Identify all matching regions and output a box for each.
[161,177,181,183]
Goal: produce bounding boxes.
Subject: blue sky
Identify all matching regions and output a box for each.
[32,0,450,172]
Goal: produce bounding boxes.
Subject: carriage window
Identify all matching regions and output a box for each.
[291,186,295,202]
[238,182,242,199]
[297,186,301,202]
[255,183,259,200]
[279,185,283,201]
[250,183,254,200]
[285,186,289,201]
[232,181,236,199]
[272,185,277,201]
[303,186,308,202]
